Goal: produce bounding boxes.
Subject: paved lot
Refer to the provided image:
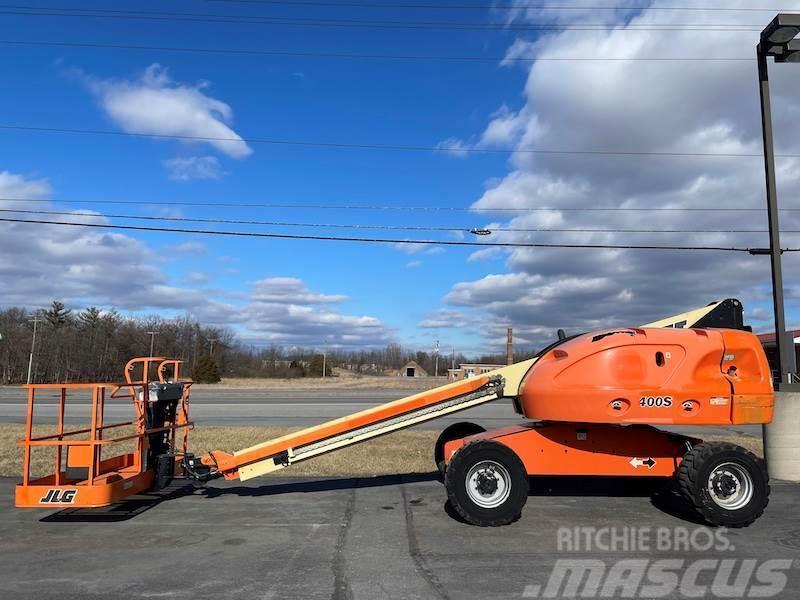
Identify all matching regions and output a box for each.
[1,475,798,599]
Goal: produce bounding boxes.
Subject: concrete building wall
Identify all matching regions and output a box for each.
[448,364,506,381]
[400,361,429,377]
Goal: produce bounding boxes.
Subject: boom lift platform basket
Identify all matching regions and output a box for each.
[16,358,192,508]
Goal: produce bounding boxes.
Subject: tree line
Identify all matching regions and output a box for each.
[0,302,535,384]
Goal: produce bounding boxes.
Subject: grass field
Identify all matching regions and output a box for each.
[0,424,762,480]
[0,424,440,479]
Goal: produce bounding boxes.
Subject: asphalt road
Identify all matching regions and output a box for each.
[0,386,762,439]
[0,385,519,429]
[1,475,798,599]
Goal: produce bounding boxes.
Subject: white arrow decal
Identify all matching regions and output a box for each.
[629,457,657,469]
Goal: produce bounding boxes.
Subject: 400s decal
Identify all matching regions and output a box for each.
[639,396,673,408]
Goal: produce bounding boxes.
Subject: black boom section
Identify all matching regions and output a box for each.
[693,298,747,331]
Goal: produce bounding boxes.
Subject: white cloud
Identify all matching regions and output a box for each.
[419,309,467,329]
[406,260,422,268]
[436,104,532,154]
[82,64,252,159]
[479,104,527,148]
[0,172,392,348]
[164,241,207,256]
[0,176,204,311]
[217,278,391,347]
[0,171,51,200]
[437,1,800,347]
[186,272,209,284]
[164,156,224,181]
[251,277,347,305]
[435,136,472,158]
[393,241,446,255]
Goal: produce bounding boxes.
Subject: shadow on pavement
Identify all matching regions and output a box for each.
[203,472,440,498]
[527,475,708,525]
[39,483,196,523]
[444,476,707,526]
[36,472,707,526]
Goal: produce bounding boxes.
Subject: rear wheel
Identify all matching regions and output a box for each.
[434,422,486,480]
[445,440,528,526]
[152,454,174,491]
[677,442,769,528]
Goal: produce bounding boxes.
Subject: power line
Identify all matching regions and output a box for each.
[0,39,756,62]
[0,207,794,234]
[2,124,797,158]
[0,5,767,31]
[0,216,780,252]
[205,0,793,12]
[2,197,798,212]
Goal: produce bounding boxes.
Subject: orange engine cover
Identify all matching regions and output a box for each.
[519,327,773,426]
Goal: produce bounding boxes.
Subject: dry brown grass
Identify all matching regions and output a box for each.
[191,426,439,476]
[0,424,762,480]
[0,423,139,480]
[0,424,439,479]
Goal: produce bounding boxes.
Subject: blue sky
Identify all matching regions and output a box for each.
[1,1,799,354]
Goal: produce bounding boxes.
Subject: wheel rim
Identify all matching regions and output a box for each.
[465,460,511,508]
[706,462,754,510]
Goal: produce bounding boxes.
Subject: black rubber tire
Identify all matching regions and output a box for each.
[152,454,174,491]
[445,440,529,527]
[434,422,486,480]
[677,442,769,528]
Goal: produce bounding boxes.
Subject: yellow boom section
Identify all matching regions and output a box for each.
[203,358,536,481]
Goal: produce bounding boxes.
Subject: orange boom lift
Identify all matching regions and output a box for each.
[15,299,774,527]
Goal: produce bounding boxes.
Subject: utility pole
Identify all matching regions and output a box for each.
[208,338,218,356]
[451,347,455,370]
[147,331,159,358]
[27,316,43,385]
[507,327,514,366]
[434,338,440,377]
[322,351,326,378]
[753,27,800,388]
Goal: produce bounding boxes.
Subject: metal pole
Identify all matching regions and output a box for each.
[26,317,40,385]
[147,331,159,358]
[208,338,217,356]
[758,46,792,388]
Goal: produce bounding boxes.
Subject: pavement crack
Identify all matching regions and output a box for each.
[400,480,450,600]
[331,487,356,600]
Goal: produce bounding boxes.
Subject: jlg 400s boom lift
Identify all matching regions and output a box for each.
[16,299,774,528]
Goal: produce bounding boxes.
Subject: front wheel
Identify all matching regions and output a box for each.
[677,442,769,528]
[444,440,528,526]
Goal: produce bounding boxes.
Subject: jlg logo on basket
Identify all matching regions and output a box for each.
[39,489,77,504]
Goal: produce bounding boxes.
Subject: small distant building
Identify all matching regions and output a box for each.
[400,360,428,377]
[756,330,800,382]
[448,363,505,382]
